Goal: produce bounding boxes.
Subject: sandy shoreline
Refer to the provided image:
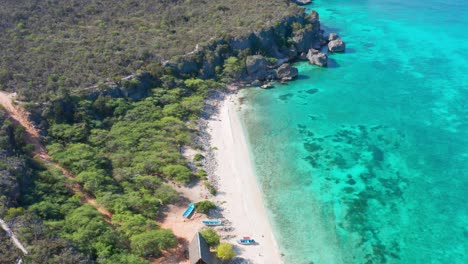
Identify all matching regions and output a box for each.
[208,93,282,263]
[159,92,281,263]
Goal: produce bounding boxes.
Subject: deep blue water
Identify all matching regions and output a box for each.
[238,0,468,263]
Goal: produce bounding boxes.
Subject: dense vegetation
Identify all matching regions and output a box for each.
[199,227,220,248]
[216,243,236,260]
[0,0,302,99]
[44,77,219,212]
[0,107,91,262]
[0,229,22,263]
[195,200,216,214]
[1,74,220,263]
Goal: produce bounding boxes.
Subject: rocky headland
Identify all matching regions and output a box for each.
[76,3,346,100]
[162,8,346,88]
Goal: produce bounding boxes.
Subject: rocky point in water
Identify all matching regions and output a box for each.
[307,49,328,67]
[276,63,299,81]
[328,33,346,52]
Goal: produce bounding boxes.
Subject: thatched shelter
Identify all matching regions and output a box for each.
[189,232,216,264]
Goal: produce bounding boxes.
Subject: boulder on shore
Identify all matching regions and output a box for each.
[328,39,346,52]
[260,82,275,89]
[307,49,328,67]
[251,80,262,87]
[275,63,298,81]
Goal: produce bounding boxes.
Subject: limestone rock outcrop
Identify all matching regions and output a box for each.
[164,11,332,85]
[292,11,322,54]
[328,39,346,52]
[327,33,346,52]
[307,49,328,67]
[328,33,340,41]
[275,63,299,81]
[246,55,270,81]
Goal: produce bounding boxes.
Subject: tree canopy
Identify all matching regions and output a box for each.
[199,228,220,248]
[216,243,236,260]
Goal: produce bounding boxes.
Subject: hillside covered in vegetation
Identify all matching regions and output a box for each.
[1,77,219,263]
[0,0,302,99]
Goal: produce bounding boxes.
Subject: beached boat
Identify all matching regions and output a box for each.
[201,219,222,226]
[182,203,195,218]
[237,236,256,245]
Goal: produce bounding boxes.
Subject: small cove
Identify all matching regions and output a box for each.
[238,0,468,263]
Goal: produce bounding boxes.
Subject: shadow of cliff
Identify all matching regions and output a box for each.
[297,74,311,80]
[327,57,341,68]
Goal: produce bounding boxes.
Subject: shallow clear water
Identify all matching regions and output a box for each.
[238,0,468,263]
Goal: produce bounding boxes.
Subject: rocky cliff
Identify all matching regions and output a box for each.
[78,6,346,98]
[164,8,345,86]
[165,10,324,82]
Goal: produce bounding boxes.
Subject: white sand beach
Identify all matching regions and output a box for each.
[159,92,281,263]
[208,94,282,263]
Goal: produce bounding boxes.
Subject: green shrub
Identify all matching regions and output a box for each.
[197,169,208,179]
[209,187,217,195]
[223,56,245,81]
[193,153,205,162]
[161,164,192,183]
[204,182,217,195]
[195,200,216,214]
[130,229,177,257]
[199,228,220,247]
[216,243,236,260]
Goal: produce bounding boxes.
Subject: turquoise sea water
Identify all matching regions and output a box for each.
[238,0,468,263]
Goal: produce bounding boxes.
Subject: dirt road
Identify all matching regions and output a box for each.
[0,91,112,221]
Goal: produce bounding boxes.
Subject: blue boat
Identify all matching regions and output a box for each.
[202,219,222,226]
[237,236,256,245]
[182,203,195,218]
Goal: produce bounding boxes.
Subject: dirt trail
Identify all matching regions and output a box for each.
[0,218,29,255]
[1,91,189,262]
[0,91,112,221]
